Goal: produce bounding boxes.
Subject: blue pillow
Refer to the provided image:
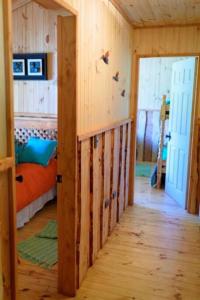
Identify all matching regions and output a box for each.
[19,138,57,166]
[15,142,25,165]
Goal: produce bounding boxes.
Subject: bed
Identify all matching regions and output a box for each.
[15,127,58,228]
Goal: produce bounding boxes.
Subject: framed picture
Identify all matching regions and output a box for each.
[27,59,43,76]
[13,53,48,80]
[13,58,26,79]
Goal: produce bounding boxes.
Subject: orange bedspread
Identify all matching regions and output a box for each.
[16,159,57,212]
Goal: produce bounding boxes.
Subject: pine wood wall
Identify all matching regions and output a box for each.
[56,0,133,135]
[13,2,59,115]
[12,0,133,135]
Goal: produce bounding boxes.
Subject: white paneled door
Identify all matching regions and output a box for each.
[165,58,197,208]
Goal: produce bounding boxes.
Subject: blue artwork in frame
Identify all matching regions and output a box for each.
[13,53,48,80]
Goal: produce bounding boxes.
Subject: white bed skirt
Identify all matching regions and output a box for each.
[17,187,56,229]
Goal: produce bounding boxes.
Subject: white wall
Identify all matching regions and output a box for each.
[138,57,183,110]
[136,57,187,162]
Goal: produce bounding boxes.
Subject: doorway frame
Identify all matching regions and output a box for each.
[129,53,200,214]
[2,0,78,298]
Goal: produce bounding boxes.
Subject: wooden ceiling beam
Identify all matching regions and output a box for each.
[34,0,61,9]
[12,0,77,15]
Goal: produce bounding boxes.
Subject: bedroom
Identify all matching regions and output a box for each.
[13,0,64,292]
[13,2,58,229]
[135,56,197,209]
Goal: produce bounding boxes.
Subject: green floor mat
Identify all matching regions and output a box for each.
[18,220,57,269]
[136,162,155,178]
[36,220,57,239]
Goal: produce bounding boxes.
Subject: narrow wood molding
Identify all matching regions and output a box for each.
[34,0,62,9]
[34,0,78,15]
[53,0,78,15]
[13,0,78,15]
[0,157,14,173]
[14,112,57,119]
[14,117,57,129]
[78,118,132,142]
[133,22,200,30]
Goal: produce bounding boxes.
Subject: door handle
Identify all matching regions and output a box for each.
[166,132,171,141]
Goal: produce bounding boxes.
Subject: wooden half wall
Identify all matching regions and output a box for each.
[76,119,132,285]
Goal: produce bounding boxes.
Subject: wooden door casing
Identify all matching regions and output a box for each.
[1,1,17,299]
[57,15,77,297]
[131,53,200,215]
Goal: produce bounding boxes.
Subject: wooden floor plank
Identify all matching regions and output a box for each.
[17,178,200,300]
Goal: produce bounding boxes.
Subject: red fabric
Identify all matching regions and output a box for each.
[16,159,57,212]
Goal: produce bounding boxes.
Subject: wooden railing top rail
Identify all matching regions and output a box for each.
[0,157,14,173]
[78,118,132,142]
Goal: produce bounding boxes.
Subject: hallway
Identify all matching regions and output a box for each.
[18,178,200,300]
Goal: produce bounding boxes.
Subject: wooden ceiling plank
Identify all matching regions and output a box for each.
[116,0,200,28]
[109,0,134,26]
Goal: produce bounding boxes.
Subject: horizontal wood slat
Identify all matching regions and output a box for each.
[0,158,14,173]
[77,119,132,285]
[15,117,57,130]
[78,118,132,142]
